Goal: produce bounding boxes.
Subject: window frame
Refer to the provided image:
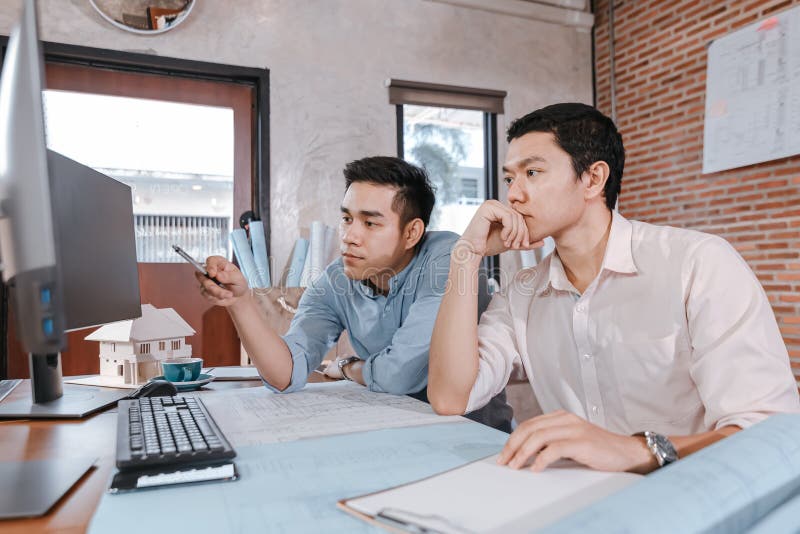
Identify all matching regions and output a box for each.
[396,105,501,283]
[0,38,270,380]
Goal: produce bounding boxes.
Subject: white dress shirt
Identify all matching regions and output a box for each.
[467,211,800,435]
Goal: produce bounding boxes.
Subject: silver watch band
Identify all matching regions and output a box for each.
[338,356,360,381]
[635,431,679,467]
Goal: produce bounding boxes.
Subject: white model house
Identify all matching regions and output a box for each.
[85,304,196,385]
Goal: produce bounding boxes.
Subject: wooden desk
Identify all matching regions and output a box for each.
[0,373,334,533]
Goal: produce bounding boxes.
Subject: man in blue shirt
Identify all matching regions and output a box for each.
[197,156,512,431]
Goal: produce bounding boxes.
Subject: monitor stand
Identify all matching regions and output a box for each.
[0,353,129,419]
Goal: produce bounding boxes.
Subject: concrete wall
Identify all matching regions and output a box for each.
[0,0,593,273]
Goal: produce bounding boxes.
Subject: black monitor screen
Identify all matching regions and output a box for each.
[48,150,141,331]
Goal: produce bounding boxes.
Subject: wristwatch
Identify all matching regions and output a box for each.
[635,431,679,467]
[337,356,361,381]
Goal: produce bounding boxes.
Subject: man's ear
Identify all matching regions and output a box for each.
[583,161,610,202]
[403,218,425,250]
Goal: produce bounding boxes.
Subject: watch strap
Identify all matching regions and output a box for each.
[338,356,360,381]
[634,431,679,467]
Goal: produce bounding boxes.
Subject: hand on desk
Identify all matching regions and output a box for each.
[322,355,350,380]
[496,410,653,474]
[323,355,366,386]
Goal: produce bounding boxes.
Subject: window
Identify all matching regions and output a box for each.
[172,340,181,350]
[111,343,116,352]
[43,91,235,262]
[400,105,487,233]
[390,80,505,281]
[140,343,150,354]
[158,341,166,351]
[0,40,269,380]
[460,178,480,203]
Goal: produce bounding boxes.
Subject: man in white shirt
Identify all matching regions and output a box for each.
[428,103,800,474]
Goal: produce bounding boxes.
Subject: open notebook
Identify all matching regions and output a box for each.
[339,454,641,533]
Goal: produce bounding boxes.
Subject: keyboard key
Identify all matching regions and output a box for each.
[116,397,235,471]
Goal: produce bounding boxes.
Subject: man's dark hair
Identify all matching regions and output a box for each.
[506,103,625,210]
[343,156,436,227]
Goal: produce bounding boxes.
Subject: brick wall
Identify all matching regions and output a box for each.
[593,0,800,384]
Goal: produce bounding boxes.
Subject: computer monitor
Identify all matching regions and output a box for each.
[0,0,141,418]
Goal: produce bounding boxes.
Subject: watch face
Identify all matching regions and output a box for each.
[653,433,679,463]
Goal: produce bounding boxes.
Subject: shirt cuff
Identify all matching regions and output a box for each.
[260,339,310,394]
[360,356,381,392]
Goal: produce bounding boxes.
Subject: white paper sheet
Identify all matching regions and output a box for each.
[64,375,138,389]
[199,381,463,446]
[703,6,800,173]
[345,455,641,534]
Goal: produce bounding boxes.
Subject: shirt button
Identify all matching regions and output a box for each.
[583,353,592,361]
[576,304,585,312]
[591,405,599,415]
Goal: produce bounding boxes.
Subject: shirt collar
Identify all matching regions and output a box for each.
[356,248,420,299]
[538,210,637,296]
[602,210,638,275]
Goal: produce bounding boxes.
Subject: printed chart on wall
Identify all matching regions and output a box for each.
[702,5,800,174]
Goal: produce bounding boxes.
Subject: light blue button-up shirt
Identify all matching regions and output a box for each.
[266,231,458,395]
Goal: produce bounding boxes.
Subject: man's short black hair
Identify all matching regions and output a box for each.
[343,156,436,227]
[506,103,625,210]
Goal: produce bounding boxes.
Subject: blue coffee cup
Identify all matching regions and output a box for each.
[161,358,202,382]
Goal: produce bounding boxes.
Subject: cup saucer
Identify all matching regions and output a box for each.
[150,373,215,392]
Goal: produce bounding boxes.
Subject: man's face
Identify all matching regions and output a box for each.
[502,132,587,242]
[339,182,410,281]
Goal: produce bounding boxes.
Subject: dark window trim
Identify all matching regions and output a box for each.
[483,112,500,283]
[0,38,270,379]
[395,104,404,158]
[388,79,506,114]
[396,104,501,284]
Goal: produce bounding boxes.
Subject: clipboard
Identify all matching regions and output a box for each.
[338,454,642,534]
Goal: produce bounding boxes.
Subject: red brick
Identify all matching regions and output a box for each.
[595,0,800,351]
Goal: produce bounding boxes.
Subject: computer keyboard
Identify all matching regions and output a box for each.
[116,396,236,471]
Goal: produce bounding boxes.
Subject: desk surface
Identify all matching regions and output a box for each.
[0,373,334,534]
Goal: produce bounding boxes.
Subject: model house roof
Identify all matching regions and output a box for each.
[85,304,195,342]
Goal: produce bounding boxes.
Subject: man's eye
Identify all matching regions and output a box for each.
[527,169,539,177]
[503,176,513,186]
[342,216,352,223]
[365,221,376,228]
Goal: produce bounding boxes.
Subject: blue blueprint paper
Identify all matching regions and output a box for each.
[749,490,800,534]
[285,238,309,287]
[249,220,271,288]
[542,414,800,534]
[89,422,507,534]
[230,229,258,288]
